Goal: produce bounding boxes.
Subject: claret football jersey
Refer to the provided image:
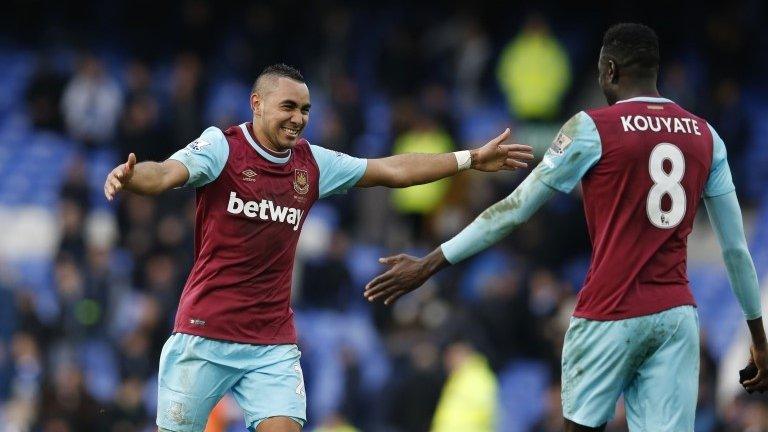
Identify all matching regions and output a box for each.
[168,123,367,343]
[536,97,735,320]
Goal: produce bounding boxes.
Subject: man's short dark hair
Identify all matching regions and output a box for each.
[602,23,660,74]
[252,63,305,93]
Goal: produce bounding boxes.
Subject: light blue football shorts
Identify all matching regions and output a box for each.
[156,333,306,432]
[561,305,699,431]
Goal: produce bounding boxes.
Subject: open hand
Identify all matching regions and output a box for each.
[104,153,137,201]
[471,128,534,172]
[364,254,430,306]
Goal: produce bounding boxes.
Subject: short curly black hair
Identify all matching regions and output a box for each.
[602,23,659,74]
[252,63,305,93]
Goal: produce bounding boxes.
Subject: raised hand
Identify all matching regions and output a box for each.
[470,128,534,172]
[104,153,137,201]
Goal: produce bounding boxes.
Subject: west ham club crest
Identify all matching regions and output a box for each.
[293,169,309,195]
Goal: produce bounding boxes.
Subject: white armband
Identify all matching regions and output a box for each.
[454,150,472,171]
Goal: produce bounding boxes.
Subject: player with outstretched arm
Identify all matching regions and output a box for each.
[103,64,534,432]
[364,23,768,432]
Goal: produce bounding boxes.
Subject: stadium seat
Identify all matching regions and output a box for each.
[497,359,551,432]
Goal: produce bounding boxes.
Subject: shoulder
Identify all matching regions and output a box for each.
[544,111,600,162]
[307,142,349,161]
[585,104,622,123]
[559,111,599,141]
[190,126,228,150]
[705,122,721,140]
[705,122,727,159]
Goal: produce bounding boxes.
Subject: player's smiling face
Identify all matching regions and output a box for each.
[252,77,311,151]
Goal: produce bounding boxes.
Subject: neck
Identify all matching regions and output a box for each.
[615,81,661,102]
[251,122,285,153]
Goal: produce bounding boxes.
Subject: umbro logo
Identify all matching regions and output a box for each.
[242,169,258,182]
[189,318,206,327]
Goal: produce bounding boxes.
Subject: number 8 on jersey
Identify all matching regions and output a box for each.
[647,143,686,229]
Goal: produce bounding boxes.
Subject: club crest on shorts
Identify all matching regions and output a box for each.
[293,169,309,195]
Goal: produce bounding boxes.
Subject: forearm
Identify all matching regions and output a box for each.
[705,192,763,320]
[381,152,460,188]
[441,169,556,263]
[420,247,452,279]
[748,317,768,348]
[124,161,176,195]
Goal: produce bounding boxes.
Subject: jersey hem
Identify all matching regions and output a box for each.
[573,301,697,321]
[562,413,607,429]
[172,328,298,346]
[168,154,195,187]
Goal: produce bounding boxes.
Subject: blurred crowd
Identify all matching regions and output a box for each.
[1,0,768,431]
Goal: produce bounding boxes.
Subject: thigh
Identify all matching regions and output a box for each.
[231,344,307,431]
[561,317,639,428]
[256,416,303,432]
[624,306,699,432]
[156,334,241,432]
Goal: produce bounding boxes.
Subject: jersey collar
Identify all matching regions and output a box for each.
[240,123,291,164]
[616,96,674,104]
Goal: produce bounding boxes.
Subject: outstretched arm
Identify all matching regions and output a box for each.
[364,111,601,305]
[704,192,767,393]
[104,126,229,201]
[355,129,533,188]
[104,153,189,200]
[364,168,557,305]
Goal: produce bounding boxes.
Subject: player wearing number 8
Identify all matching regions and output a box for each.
[363,23,768,431]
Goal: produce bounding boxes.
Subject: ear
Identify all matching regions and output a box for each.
[609,60,620,84]
[251,93,262,116]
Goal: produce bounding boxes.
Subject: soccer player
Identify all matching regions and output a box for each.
[364,23,768,431]
[103,64,534,432]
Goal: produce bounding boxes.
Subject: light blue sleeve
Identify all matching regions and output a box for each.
[440,171,557,264]
[169,127,229,188]
[537,111,602,193]
[704,192,762,319]
[309,144,368,199]
[704,124,736,198]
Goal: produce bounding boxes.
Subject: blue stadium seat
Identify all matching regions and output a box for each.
[294,310,390,426]
[459,104,510,148]
[459,248,518,301]
[79,339,120,402]
[4,258,54,294]
[345,243,386,291]
[87,148,118,209]
[497,359,551,432]
[0,50,32,116]
[205,79,253,126]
